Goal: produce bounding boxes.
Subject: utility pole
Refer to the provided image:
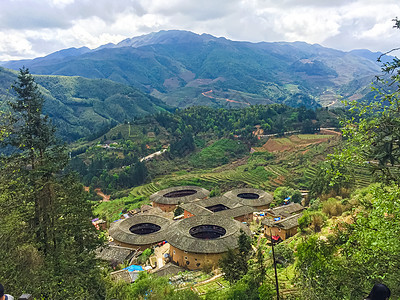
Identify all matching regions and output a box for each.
[128,121,131,137]
[270,230,280,300]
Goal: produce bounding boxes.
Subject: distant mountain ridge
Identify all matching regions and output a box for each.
[1,30,387,108]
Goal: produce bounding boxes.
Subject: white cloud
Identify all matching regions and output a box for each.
[50,0,75,9]
[0,0,400,61]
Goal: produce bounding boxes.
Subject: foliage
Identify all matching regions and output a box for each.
[273,186,302,205]
[170,132,196,157]
[321,22,400,186]
[219,249,247,285]
[321,197,344,217]
[0,68,105,299]
[309,160,354,199]
[174,205,184,217]
[106,272,201,300]
[297,183,400,299]
[298,210,327,233]
[190,138,248,169]
[68,153,148,194]
[270,243,295,267]
[219,230,252,284]
[93,195,147,222]
[137,248,153,265]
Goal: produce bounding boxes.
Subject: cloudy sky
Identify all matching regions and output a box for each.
[1,0,400,61]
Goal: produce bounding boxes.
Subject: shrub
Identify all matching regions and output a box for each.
[322,198,343,217]
[273,186,302,205]
[298,211,327,233]
[271,243,294,266]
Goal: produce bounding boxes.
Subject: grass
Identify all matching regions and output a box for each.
[195,277,228,295]
[93,195,148,222]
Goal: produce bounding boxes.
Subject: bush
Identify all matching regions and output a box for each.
[136,248,153,265]
[298,211,327,233]
[273,186,302,205]
[271,243,294,266]
[322,198,343,217]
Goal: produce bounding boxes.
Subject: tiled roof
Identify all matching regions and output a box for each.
[96,245,136,264]
[167,215,251,254]
[223,188,273,208]
[150,186,210,205]
[262,213,302,230]
[180,202,213,216]
[180,196,254,219]
[268,203,304,217]
[109,214,172,245]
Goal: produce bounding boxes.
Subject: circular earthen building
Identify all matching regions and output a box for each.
[223,188,273,210]
[109,214,172,250]
[150,186,210,212]
[167,215,251,270]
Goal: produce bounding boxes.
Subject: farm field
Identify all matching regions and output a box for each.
[257,133,339,153]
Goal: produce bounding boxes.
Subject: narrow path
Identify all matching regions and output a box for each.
[84,186,110,202]
[202,90,250,106]
[195,274,223,286]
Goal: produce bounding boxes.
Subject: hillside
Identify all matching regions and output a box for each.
[0,67,170,141]
[2,30,382,109]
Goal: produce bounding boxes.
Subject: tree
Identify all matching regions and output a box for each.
[8,67,55,169]
[273,186,302,205]
[0,68,105,298]
[296,184,400,299]
[327,20,400,185]
[219,230,252,284]
[174,205,184,217]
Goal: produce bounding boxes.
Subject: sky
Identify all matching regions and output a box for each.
[1,0,400,61]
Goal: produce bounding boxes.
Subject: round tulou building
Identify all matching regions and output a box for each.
[150,186,210,212]
[109,214,172,250]
[166,215,251,270]
[223,188,273,210]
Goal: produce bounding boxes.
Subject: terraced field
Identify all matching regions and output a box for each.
[129,166,275,198]
[353,166,374,188]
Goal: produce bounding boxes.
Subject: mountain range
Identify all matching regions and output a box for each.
[1,30,387,109]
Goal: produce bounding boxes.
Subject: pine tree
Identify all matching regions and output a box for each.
[0,68,105,298]
[9,67,55,168]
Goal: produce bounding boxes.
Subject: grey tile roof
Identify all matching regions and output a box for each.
[110,269,133,283]
[109,214,172,245]
[262,213,302,230]
[180,196,254,219]
[180,202,213,216]
[150,186,210,205]
[186,196,239,209]
[152,263,184,277]
[96,245,136,264]
[223,188,273,208]
[166,215,251,254]
[216,205,255,219]
[268,203,304,217]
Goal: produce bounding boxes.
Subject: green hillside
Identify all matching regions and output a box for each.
[2,31,381,109]
[0,67,170,141]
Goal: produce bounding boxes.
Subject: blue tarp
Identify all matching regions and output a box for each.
[124,265,144,272]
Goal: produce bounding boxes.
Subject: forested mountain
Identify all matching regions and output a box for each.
[2,30,383,109]
[0,67,170,141]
